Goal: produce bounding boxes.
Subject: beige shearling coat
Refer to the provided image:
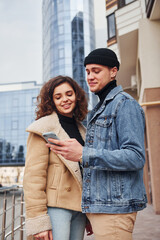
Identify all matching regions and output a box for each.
[23,112,86,236]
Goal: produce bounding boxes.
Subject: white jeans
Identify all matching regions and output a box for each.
[48,207,86,240]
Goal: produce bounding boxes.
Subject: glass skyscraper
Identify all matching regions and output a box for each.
[0,82,41,166]
[42,0,96,108]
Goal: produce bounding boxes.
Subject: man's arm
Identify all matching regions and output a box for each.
[83,99,145,171]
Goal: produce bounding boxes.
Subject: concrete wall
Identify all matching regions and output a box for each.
[143,88,160,214]
[138,19,160,102]
[94,0,107,48]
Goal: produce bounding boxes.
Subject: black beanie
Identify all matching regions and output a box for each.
[84,48,120,70]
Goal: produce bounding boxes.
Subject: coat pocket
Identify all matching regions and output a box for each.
[50,164,62,189]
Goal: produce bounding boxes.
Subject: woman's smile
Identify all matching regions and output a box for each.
[53,82,76,117]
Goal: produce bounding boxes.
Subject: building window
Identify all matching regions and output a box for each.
[58,48,64,59]
[59,25,64,35]
[125,0,134,3]
[118,0,135,8]
[107,13,116,40]
[145,0,155,18]
[12,98,18,107]
[32,97,37,106]
[12,120,18,130]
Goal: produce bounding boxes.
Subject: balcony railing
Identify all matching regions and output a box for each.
[0,185,25,240]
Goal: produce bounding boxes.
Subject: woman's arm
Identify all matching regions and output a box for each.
[23,133,52,236]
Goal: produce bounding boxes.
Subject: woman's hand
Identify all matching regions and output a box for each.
[34,230,53,240]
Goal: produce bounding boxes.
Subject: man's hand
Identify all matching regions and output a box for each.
[34,230,53,240]
[46,138,83,162]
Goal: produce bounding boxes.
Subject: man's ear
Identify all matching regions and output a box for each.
[111,67,118,80]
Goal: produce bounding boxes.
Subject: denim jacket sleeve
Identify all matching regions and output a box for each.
[83,98,146,171]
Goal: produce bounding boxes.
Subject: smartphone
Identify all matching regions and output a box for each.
[42,132,60,145]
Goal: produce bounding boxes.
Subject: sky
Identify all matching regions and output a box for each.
[0,0,107,85]
[0,0,42,84]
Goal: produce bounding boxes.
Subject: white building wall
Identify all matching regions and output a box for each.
[138,19,160,102]
[94,0,107,48]
[115,1,143,36]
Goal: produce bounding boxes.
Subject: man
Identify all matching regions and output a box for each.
[47,48,147,240]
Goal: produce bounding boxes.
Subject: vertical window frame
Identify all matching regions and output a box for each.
[107,13,116,40]
[58,48,64,59]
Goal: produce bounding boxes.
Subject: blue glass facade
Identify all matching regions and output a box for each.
[42,0,96,107]
[0,82,41,166]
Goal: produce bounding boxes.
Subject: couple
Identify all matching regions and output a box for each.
[23,48,147,240]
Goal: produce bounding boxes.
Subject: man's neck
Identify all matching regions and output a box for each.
[95,80,117,102]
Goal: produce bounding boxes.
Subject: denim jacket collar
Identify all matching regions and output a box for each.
[88,85,123,123]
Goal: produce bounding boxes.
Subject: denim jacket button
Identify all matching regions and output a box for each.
[85,162,89,167]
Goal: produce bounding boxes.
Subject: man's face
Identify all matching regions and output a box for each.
[85,64,117,93]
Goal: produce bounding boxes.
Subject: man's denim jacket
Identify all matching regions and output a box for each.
[82,85,147,214]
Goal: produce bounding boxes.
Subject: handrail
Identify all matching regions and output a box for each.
[0,185,25,240]
[0,185,22,193]
[141,101,160,107]
[5,222,25,238]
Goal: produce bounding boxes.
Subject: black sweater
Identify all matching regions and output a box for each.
[95,80,117,107]
[57,113,84,175]
[57,113,84,146]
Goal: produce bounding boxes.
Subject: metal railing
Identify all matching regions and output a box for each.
[0,185,25,240]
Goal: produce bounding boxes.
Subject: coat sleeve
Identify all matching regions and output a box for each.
[23,133,52,236]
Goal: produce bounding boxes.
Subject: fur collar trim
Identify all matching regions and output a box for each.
[26,112,86,188]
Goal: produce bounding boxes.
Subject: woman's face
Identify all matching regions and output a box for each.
[53,82,76,117]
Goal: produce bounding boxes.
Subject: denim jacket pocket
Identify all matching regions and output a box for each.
[111,172,124,199]
[95,115,113,128]
[95,116,114,148]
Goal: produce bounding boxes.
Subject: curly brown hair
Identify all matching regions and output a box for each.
[35,75,88,121]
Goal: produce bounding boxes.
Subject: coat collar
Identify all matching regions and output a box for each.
[26,112,86,140]
[26,112,86,188]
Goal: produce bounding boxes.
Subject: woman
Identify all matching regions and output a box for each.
[23,76,89,240]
